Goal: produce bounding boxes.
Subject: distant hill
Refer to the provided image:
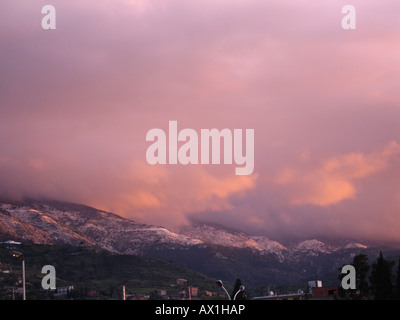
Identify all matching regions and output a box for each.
[1,198,400,290]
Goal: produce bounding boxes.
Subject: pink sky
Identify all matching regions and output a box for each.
[1,0,400,243]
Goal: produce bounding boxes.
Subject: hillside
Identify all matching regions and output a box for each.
[0,243,220,300]
[1,198,399,290]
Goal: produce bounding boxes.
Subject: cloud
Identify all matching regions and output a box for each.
[1,0,400,243]
[87,165,258,227]
[0,151,257,228]
[275,141,400,206]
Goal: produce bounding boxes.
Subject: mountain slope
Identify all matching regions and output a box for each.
[1,199,396,287]
[0,199,201,254]
[179,220,287,255]
[291,239,335,255]
[0,243,219,299]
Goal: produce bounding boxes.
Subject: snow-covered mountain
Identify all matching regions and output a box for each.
[179,220,287,255]
[178,220,372,257]
[291,239,336,255]
[2,199,391,286]
[0,200,201,254]
[0,199,371,258]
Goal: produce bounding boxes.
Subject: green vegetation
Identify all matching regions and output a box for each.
[338,251,400,300]
[0,243,220,300]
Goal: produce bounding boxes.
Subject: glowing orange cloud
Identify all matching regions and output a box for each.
[276,141,400,206]
[85,163,258,228]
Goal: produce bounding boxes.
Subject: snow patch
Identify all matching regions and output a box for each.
[293,239,334,254]
[344,242,367,249]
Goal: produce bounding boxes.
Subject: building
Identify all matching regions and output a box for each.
[307,280,339,300]
[202,291,213,297]
[87,290,100,297]
[0,240,22,245]
[309,286,339,300]
[155,290,167,296]
[176,278,187,285]
[54,285,74,296]
[133,294,150,300]
[308,280,322,289]
[253,293,304,300]
[190,287,198,297]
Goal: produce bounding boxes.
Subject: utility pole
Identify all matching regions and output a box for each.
[12,251,25,300]
[22,256,25,300]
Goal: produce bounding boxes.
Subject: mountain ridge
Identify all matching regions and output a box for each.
[1,198,399,287]
[0,198,390,254]
[1,198,383,255]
